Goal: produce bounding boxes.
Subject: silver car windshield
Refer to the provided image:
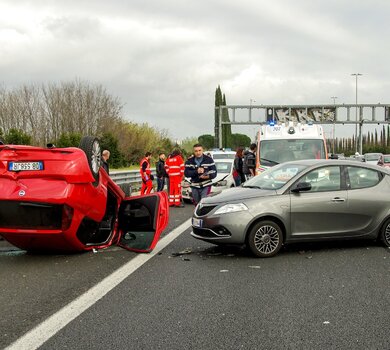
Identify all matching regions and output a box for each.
[215,162,232,174]
[260,139,326,163]
[243,163,308,190]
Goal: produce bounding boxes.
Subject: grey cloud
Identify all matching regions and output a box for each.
[43,16,102,40]
[0,0,389,141]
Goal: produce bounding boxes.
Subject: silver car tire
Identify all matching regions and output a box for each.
[380,220,390,247]
[247,220,283,258]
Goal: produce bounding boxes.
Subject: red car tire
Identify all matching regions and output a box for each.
[79,136,101,185]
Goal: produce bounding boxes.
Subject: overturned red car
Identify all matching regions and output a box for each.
[0,137,169,252]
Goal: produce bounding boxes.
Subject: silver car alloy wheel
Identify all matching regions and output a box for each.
[384,223,390,245]
[91,140,101,174]
[254,225,280,254]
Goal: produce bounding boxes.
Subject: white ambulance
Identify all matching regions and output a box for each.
[256,121,328,174]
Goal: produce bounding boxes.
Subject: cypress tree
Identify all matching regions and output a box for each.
[214,86,223,148]
[222,93,232,148]
[383,125,386,147]
[387,125,390,147]
[375,129,378,146]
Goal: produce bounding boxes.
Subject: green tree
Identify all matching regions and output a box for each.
[214,86,223,147]
[180,137,199,156]
[198,134,215,149]
[230,133,251,150]
[56,132,82,147]
[99,132,125,168]
[5,128,32,145]
[222,94,232,148]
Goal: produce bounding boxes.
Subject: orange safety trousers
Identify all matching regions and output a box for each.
[168,176,182,206]
[141,179,153,195]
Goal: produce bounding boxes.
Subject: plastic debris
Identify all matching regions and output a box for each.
[171,248,192,257]
[220,270,229,273]
[92,249,98,254]
[306,256,313,259]
[179,248,192,255]
[323,321,330,325]
[248,266,261,269]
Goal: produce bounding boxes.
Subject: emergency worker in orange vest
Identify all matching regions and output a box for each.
[140,152,154,195]
[165,149,185,207]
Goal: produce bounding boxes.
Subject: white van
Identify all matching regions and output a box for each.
[256,121,328,174]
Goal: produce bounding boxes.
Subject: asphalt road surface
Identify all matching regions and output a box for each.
[1,204,389,349]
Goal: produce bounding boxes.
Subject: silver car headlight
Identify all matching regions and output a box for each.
[214,203,248,215]
[214,180,227,187]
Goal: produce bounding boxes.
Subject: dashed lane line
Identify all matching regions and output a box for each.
[5,219,192,350]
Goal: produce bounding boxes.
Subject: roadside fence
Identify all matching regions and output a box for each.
[110,169,157,196]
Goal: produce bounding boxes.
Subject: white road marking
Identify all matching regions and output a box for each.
[5,219,191,350]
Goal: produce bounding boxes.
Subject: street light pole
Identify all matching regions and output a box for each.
[331,96,337,154]
[351,73,362,153]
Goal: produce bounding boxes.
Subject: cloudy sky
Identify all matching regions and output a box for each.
[1,0,389,142]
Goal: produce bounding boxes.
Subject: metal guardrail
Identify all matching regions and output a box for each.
[110,168,157,195]
[110,168,156,186]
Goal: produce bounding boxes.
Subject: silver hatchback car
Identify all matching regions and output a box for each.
[191,160,390,257]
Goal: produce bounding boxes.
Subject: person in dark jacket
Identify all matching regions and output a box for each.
[184,143,217,205]
[101,150,110,174]
[233,147,245,185]
[243,143,256,180]
[156,153,168,192]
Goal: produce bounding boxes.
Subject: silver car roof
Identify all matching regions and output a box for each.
[278,159,390,175]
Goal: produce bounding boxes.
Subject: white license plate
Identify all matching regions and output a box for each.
[9,161,43,171]
[192,217,202,228]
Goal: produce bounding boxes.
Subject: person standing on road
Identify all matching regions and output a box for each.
[140,152,154,195]
[243,143,256,180]
[101,150,110,175]
[233,147,245,186]
[185,143,217,205]
[165,149,185,207]
[156,152,168,192]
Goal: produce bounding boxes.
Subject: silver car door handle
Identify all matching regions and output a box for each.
[331,197,345,202]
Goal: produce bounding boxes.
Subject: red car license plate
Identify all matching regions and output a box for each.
[9,161,43,171]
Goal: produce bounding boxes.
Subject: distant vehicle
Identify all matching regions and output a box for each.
[182,158,236,202]
[191,159,390,258]
[364,153,383,165]
[330,153,346,160]
[256,121,328,174]
[207,149,236,160]
[377,154,390,168]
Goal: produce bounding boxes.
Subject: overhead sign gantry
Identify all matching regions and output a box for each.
[215,103,390,154]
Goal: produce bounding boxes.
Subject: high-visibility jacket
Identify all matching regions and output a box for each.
[140,157,151,181]
[165,155,184,177]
